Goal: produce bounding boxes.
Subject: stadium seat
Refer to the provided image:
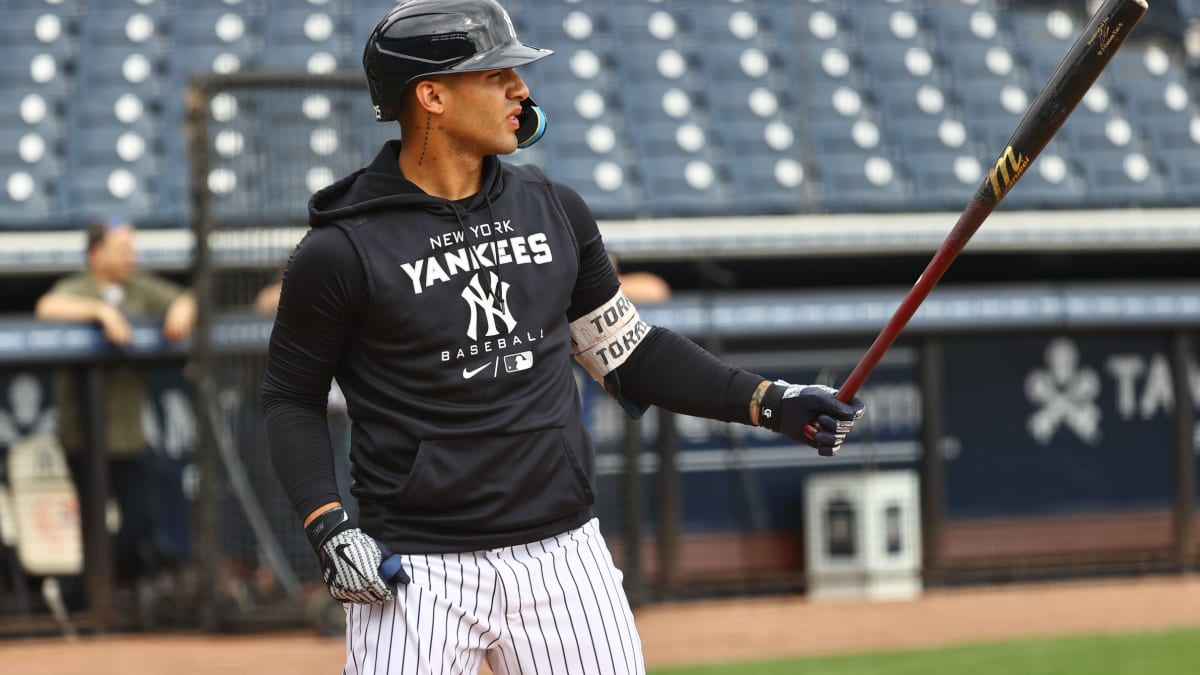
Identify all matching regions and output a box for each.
[1078,150,1169,208]
[609,4,688,46]
[1007,8,1081,49]
[861,42,942,86]
[692,2,767,44]
[68,165,156,220]
[0,8,79,52]
[554,157,640,220]
[807,116,889,157]
[0,169,61,226]
[77,45,166,97]
[716,118,800,159]
[1159,148,1200,205]
[703,43,789,90]
[173,6,262,53]
[0,126,63,175]
[816,150,911,213]
[849,6,927,44]
[927,4,1004,49]
[638,156,735,217]
[0,47,71,96]
[909,150,985,211]
[726,152,808,215]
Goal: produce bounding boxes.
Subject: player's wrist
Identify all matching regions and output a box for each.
[755,382,788,433]
[304,505,351,554]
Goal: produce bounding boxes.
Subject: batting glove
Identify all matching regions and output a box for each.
[758,382,865,457]
[305,506,409,605]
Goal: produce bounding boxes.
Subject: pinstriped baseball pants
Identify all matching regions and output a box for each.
[342,519,646,675]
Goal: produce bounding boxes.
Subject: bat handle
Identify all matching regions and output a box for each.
[800,361,871,452]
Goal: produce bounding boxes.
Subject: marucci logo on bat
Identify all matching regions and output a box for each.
[987,146,1030,200]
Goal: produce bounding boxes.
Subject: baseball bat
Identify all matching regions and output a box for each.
[825,0,1148,414]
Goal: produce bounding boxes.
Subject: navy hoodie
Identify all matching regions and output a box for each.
[264,141,620,552]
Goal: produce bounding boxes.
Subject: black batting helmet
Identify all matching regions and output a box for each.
[363,0,553,123]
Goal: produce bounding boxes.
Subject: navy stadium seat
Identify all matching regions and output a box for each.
[816,150,911,213]
[909,150,984,211]
[0,169,62,224]
[0,8,79,50]
[1160,148,1200,205]
[726,151,808,215]
[638,155,735,217]
[1077,150,1169,208]
[554,157,639,220]
[69,164,156,219]
[927,4,1004,48]
[715,118,800,159]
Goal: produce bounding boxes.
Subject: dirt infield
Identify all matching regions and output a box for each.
[4,575,1200,674]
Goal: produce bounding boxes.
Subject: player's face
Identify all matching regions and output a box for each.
[442,68,530,156]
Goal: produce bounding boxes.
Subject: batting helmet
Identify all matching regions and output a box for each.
[363,0,553,129]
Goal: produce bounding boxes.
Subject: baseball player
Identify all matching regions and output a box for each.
[261,1,865,673]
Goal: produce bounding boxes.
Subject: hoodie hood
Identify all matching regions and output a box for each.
[308,140,507,226]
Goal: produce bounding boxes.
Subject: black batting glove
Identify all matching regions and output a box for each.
[305,506,409,605]
[758,382,866,457]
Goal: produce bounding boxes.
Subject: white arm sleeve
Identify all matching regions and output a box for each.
[570,290,651,381]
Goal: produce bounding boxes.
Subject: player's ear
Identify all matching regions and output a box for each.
[411,78,446,115]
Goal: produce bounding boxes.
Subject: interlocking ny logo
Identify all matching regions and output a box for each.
[462,272,517,340]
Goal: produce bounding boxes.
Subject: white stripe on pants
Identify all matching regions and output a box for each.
[343,518,646,675]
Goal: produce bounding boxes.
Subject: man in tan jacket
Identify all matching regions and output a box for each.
[35,217,195,588]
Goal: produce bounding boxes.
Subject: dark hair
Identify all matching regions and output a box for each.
[85,216,130,253]
[85,220,109,253]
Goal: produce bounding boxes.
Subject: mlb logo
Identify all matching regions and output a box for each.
[504,351,533,373]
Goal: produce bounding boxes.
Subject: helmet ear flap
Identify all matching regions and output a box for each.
[515,98,547,148]
[366,73,393,122]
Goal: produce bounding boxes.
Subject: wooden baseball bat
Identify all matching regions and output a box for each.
[831,0,1149,407]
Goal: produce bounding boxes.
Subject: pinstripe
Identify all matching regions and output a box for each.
[461,551,487,675]
[398,577,410,675]
[558,532,607,673]
[503,551,544,675]
[571,529,623,674]
[385,570,401,675]
[414,585,426,674]
[348,603,361,675]
[523,542,568,671]
[513,547,556,671]
[440,555,453,669]
[539,539,585,673]
[481,554,520,675]
[372,593,386,675]
[578,526,638,672]
[424,555,438,670]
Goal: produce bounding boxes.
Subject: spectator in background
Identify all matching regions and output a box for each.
[610,254,672,304]
[34,216,196,595]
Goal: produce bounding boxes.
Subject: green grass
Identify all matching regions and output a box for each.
[649,626,1200,675]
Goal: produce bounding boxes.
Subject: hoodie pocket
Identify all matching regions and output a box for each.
[394,427,594,532]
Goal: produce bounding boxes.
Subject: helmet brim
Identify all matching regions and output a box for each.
[449,40,554,74]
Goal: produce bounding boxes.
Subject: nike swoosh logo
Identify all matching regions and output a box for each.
[334,543,372,582]
[462,362,491,379]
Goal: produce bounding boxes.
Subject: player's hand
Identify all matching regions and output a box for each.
[305,507,409,604]
[758,382,865,457]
